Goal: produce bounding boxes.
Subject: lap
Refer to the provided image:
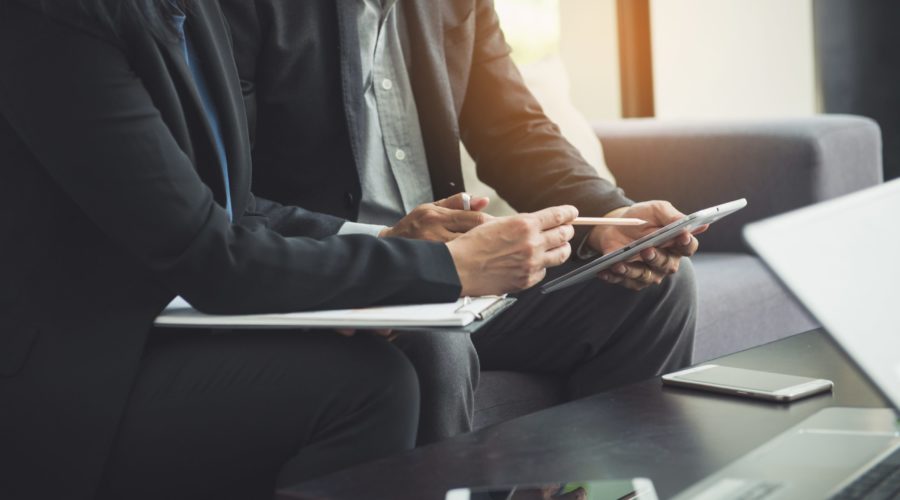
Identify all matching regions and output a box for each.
[472,258,696,375]
[98,329,417,500]
[121,329,412,423]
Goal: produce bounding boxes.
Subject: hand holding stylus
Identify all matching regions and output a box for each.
[588,201,706,291]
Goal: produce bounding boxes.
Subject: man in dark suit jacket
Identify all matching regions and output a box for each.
[0,0,583,497]
[220,0,700,443]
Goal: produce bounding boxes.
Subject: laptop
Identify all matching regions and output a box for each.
[674,178,900,500]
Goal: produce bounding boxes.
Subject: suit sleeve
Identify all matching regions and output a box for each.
[0,4,460,314]
[458,0,633,219]
[220,0,355,239]
[243,193,346,239]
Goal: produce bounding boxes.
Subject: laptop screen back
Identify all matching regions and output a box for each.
[744,179,900,411]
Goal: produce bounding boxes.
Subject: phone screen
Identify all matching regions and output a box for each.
[672,366,818,392]
[446,479,658,500]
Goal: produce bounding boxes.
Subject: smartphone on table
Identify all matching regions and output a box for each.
[662,364,833,402]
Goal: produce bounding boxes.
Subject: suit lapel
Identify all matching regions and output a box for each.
[335,0,366,178]
[402,0,464,200]
[155,4,249,218]
[185,1,251,218]
[156,37,226,200]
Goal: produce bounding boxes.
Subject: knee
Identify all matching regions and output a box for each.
[660,257,699,326]
[328,336,421,439]
[395,333,479,386]
[359,337,421,411]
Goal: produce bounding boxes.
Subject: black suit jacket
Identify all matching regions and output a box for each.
[0,1,459,498]
[220,0,632,225]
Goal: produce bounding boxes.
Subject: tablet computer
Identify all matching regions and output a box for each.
[541,199,747,294]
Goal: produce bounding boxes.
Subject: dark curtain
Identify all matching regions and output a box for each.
[815,0,900,180]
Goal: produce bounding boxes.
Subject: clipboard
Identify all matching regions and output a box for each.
[154,296,516,334]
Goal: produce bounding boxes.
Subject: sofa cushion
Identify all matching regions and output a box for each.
[691,252,819,362]
[596,116,883,253]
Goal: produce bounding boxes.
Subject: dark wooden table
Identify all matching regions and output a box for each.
[278,329,889,499]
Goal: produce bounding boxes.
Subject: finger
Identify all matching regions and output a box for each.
[657,229,691,249]
[670,234,700,256]
[539,224,575,250]
[692,223,710,236]
[335,329,356,337]
[469,196,490,212]
[641,247,678,275]
[433,193,467,210]
[525,267,548,290]
[434,193,490,211]
[541,242,572,268]
[445,210,491,232]
[600,272,624,284]
[532,205,578,230]
[612,262,649,281]
[652,201,687,225]
[614,262,659,288]
[432,227,462,243]
[442,231,464,242]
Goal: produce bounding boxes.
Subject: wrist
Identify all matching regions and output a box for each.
[445,240,473,297]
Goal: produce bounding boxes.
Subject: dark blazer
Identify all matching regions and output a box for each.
[219,0,632,225]
[0,1,459,498]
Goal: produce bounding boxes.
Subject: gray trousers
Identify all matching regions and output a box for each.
[394,258,697,445]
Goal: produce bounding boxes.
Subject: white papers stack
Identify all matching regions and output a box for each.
[155,296,510,329]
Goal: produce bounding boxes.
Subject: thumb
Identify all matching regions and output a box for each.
[435,192,490,211]
[468,196,490,212]
[652,201,686,225]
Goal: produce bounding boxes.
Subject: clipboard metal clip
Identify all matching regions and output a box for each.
[454,296,510,321]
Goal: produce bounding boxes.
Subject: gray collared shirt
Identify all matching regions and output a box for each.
[338,0,434,237]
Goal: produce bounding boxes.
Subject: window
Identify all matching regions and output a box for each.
[494,0,561,65]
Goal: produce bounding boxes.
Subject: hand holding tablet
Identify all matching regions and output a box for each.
[541,199,747,293]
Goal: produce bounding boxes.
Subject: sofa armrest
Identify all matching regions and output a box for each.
[595,115,883,252]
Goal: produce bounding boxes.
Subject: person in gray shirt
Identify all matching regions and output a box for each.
[220,0,699,445]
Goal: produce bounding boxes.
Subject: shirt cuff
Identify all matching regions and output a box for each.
[338,221,388,238]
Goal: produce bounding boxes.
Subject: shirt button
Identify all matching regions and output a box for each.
[394,148,407,161]
[381,78,394,91]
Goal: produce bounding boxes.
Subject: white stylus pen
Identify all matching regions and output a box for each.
[461,192,472,306]
[572,217,647,226]
[461,193,643,226]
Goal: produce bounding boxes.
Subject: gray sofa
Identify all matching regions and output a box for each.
[473,115,883,429]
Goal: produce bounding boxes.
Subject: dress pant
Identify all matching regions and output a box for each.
[97,330,420,500]
[398,259,697,444]
[96,260,698,498]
